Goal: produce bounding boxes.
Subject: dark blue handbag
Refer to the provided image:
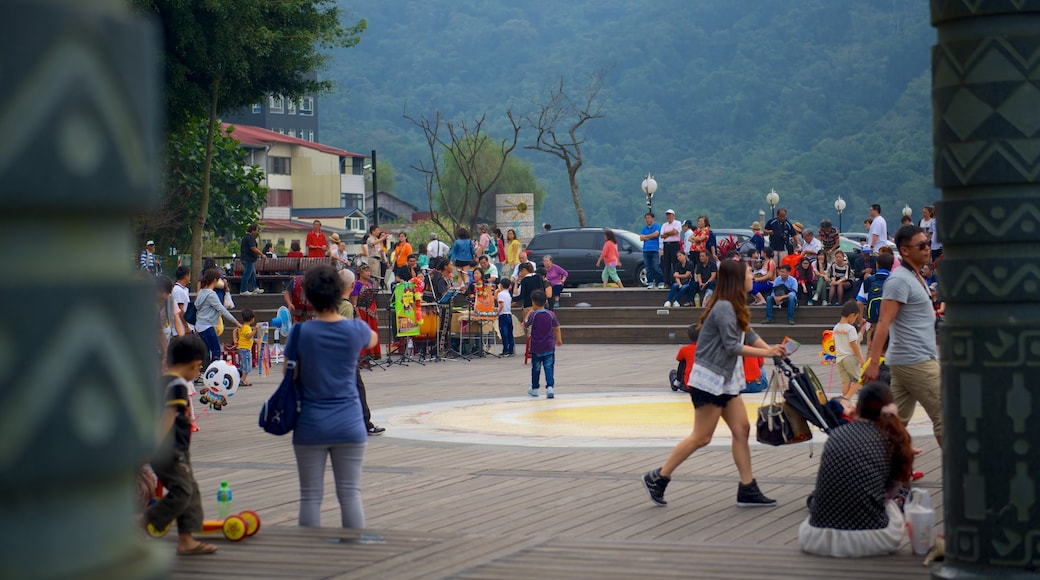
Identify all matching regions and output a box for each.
[259,324,303,435]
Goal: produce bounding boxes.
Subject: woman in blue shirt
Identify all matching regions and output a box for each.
[449,227,476,286]
[286,264,378,528]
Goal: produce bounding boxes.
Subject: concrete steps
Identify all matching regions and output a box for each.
[222,288,838,346]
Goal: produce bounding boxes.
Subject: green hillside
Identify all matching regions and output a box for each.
[323,0,935,233]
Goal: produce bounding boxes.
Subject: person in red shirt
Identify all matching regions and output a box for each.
[596,228,624,288]
[305,220,328,258]
[669,325,699,391]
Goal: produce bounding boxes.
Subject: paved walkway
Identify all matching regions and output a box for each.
[170,343,944,578]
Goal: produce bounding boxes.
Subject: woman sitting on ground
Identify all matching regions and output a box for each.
[799,381,914,558]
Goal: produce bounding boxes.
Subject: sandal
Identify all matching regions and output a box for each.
[241,382,253,387]
[177,542,217,556]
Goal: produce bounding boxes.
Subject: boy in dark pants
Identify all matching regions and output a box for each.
[144,334,217,555]
[497,279,515,356]
[524,290,562,399]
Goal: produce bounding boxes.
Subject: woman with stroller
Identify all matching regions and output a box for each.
[799,381,914,558]
[642,258,785,507]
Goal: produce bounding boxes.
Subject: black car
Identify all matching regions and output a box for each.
[524,228,646,287]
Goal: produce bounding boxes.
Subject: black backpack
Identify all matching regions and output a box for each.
[865,271,890,323]
[184,302,198,325]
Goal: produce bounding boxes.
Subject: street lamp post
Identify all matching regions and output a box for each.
[641,172,658,215]
[766,188,780,218]
[834,196,847,233]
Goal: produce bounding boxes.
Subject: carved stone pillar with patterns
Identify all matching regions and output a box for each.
[0,0,163,577]
[932,2,1040,577]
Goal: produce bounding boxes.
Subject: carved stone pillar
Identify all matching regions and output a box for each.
[932,2,1040,577]
[0,1,163,577]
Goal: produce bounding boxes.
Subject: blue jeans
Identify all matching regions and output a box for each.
[643,251,663,286]
[531,351,555,389]
[666,282,694,304]
[499,313,515,354]
[198,326,221,363]
[765,294,796,321]
[241,260,258,292]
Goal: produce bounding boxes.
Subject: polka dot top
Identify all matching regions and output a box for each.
[808,421,892,531]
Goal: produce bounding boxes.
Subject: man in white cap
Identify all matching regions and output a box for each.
[659,209,682,289]
[140,240,158,275]
[427,232,449,259]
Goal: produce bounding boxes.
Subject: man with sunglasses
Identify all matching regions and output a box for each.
[863,225,943,446]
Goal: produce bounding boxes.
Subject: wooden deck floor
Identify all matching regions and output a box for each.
[171,344,943,579]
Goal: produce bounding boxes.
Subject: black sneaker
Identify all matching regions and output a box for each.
[642,468,670,506]
[736,479,776,507]
[367,426,386,436]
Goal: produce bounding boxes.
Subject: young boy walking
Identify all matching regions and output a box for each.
[497,279,515,356]
[833,301,866,398]
[144,334,217,555]
[524,290,562,398]
[233,308,255,386]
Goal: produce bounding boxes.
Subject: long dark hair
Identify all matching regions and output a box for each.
[700,259,750,332]
[858,382,914,487]
[604,228,617,244]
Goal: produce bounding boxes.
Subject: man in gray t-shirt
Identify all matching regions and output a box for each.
[864,226,942,445]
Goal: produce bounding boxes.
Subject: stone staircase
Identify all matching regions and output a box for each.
[222,287,839,348]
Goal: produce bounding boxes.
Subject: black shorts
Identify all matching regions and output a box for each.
[454,259,469,268]
[689,386,738,409]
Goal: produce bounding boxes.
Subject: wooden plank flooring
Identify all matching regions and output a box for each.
[171,344,943,578]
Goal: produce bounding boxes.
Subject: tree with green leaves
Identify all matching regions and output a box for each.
[132,0,365,272]
[523,74,604,227]
[407,110,522,235]
[137,120,267,256]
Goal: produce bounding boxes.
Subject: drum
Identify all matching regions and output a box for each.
[418,304,440,341]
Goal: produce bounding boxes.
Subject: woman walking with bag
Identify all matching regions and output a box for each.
[642,258,785,507]
[287,264,378,528]
[194,268,241,363]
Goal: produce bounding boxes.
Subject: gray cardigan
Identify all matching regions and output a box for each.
[695,300,759,382]
[194,288,237,332]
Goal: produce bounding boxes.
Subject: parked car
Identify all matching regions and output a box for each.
[843,231,895,250]
[710,228,757,256]
[524,228,646,287]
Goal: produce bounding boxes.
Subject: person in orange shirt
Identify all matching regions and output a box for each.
[392,231,413,268]
[305,220,328,258]
[596,228,624,288]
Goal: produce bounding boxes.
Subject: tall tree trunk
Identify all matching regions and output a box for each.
[191,88,220,288]
[568,167,586,227]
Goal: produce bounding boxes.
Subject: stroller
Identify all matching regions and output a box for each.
[773,356,842,433]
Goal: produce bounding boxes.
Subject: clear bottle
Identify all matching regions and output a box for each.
[406,338,414,357]
[694,293,701,307]
[217,481,233,519]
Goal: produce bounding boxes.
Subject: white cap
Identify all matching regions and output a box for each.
[665,209,675,214]
[146,240,155,245]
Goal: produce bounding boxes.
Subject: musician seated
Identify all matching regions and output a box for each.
[426,257,453,303]
[478,254,499,284]
[394,253,422,285]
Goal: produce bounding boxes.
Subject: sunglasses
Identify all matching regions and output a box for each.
[901,241,929,251]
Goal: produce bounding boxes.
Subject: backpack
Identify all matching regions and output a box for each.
[259,324,303,435]
[865,271,890,323]
[486,236,498,258]
[184,302,198,325]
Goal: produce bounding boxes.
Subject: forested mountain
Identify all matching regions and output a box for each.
[323,0,935,232]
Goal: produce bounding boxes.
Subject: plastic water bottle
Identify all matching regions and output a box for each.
[406,338,414,357]
[217,481,233,519]
[694,294,701,307]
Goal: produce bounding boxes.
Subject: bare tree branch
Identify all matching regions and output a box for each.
[521,72,605,227]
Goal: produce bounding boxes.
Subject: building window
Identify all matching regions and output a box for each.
[269,95,284,114]
[287,128,297,138]
[270,156,292,175]
[287,99,297,115]
[251,102,262,114]
[350,217,364,231]
[340,192,363,210]
[300,129,315,142]
[300,96,314,116]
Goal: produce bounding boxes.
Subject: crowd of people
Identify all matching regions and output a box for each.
[143,206,944,561]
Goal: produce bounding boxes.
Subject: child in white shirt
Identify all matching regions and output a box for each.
[833,300,866,398]
[497,279,515,356]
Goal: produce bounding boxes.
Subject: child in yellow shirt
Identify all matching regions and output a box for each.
[233,309,255,386]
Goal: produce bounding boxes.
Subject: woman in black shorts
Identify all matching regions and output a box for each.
[642,258,785,508]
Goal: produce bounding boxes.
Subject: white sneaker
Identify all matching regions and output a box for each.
[663,301,672,308]
[646,285,654,290]
[657,284,666,289]
[241,290,253,296]
[546,386,554,399]
[255,288,265,294]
